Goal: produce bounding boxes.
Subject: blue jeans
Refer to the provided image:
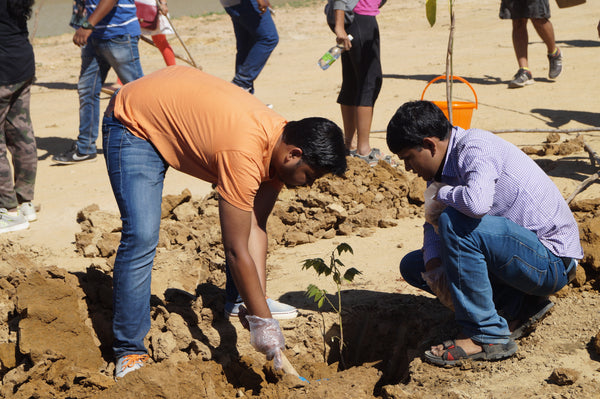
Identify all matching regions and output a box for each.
[78,35,143,155]
[400,207,573,344]
[102,112,168,358]
[224,0,278,93]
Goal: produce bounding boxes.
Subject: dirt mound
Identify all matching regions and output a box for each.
[1,159,600,398]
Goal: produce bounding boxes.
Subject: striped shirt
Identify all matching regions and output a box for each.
[423,126,583,264]
[73,0,140,39]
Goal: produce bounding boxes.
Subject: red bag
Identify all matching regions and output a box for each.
[135,1,159,30]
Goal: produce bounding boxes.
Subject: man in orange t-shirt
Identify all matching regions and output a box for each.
[102,66,347,378]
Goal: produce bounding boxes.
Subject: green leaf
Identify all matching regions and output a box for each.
[317,296,325,308]
[343,267,362,282]
[336,243,353,255]
[426,0,436,27]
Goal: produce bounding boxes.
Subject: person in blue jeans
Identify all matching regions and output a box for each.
[53,0,143,164]
[386,101,582,367]
[220,0,278,94]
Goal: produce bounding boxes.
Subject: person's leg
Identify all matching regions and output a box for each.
[356,106,374,156]
[102,112,168,359]
[340,104,357,152]
[0,82,19,210]
[75,40,112,156]
[399,249,433,294]
[226,7,254,91]
[151,34,176,66]
[512,18,529,69]
[531,18,556,53]
[4,79,36,206]
[437,207,569,345]
[97,34,144,85]
[227,0,278,92]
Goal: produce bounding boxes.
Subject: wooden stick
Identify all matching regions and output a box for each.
[566,172,599,204]
[162,14,201,69]
[139,35,196,67]
[279,352,300,377]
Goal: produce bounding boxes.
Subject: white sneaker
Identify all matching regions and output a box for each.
[224,298,298,320]
[20,202,37,222]
[115,354,149,379]
[0,208,29,234]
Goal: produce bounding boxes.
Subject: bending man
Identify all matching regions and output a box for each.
[103,66,347,378]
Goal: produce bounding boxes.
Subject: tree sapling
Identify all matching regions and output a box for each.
[302,242,361,369]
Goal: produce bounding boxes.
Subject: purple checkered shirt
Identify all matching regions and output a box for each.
[423,126,583,264]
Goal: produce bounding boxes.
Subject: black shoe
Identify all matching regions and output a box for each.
[52,144,97,164]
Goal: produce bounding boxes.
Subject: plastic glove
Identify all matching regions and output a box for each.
[424,182,448,233]
[246,315,285,370]
[421,267,454,311]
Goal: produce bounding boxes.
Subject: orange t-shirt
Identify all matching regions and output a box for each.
[113,66,286,211]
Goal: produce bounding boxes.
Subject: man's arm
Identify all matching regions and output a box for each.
[73,0,118,47]
[247,180,282,292]
[219,199,271,319]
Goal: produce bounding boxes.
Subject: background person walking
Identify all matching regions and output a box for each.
[500,0,563,88]
[0,0,38,232]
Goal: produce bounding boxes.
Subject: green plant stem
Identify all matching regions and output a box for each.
[337,281,346,369]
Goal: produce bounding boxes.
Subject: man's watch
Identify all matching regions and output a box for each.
[80,20,94,30]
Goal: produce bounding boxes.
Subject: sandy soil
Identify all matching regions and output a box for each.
[1,0,600,397]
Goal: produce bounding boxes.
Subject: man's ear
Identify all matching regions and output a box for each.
[286,147,303,161]
[422,137,437,156]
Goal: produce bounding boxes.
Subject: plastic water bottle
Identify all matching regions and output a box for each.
[317,34,353,70]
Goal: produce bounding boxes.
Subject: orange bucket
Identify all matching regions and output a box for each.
[420,75,478,129]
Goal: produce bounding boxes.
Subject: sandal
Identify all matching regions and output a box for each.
[424,339,518,367]
[350,148,396,167]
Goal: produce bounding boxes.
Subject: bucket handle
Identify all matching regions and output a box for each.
[420,75,478,109]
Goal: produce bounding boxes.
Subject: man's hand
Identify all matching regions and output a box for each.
[424,182,447,232]
[421,265,454,310]
[73,27,92,47]
[257,0,270,14]
[157,1,168,15]
[246,315,285,369]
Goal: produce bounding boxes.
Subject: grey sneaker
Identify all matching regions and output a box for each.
[508,68,534,88]
[0,208,29,234]
[52,143,97,164]
[20,202,37,222]
[548,48,562,79]
[115,354,149,379]
[225,298,298,320]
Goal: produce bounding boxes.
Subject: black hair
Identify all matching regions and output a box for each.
[282,117,347,177]
[7,0,35,20]
[386,101,452,153]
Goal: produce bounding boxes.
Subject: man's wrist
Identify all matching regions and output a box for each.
[80,20,94,30]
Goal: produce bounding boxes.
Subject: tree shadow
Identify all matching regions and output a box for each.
[556,39,600,48]
[383,73,505,86]
[530,108,600,128]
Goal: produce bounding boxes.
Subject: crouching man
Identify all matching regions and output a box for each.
[386,101,581,367]
[102,66,347,378]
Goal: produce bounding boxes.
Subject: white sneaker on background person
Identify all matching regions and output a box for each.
[0,208,29,234]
